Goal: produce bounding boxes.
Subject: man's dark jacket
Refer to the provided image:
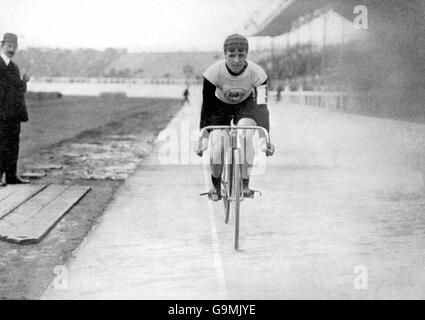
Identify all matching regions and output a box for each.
[0,58,28,122]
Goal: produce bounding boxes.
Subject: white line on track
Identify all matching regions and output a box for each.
[202,164,228,299]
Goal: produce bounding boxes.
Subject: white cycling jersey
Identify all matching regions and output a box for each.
[203,59,267,105]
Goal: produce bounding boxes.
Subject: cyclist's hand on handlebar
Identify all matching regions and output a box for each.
[194,137,209,157]
[259,138,275,157]
[265,143,275,157]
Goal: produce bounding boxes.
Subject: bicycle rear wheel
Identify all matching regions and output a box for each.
[232,149,241,250]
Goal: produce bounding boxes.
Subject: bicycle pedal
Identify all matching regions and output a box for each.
[200,191,222,201]
[245,190,262,199]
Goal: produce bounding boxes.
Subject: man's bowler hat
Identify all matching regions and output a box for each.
[1,33,18,45]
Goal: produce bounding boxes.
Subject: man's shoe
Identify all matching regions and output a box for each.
[243,187,255,198]
[0,181,6,187]
[6,177,30,184]
[208,188,222,201]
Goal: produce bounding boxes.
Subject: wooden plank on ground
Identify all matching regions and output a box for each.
[0,184,69,230]
[0,184,69,241]
[0,185,47,220]
[0,185,26,201]
[0,186,17,202]
[0,185,91,244]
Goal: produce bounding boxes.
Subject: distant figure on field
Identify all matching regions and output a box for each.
[181,86,190,105]
[276,85,283,102]
[0,33,30,186]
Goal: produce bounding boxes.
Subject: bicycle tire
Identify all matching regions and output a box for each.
[222,161,231,224]
[221,178,228,222]
[232,149,241,250]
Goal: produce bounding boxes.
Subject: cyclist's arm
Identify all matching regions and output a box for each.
[254,79,270,133]
[255,79,268,105]
[254,79,274,155]
[199,77,217,136]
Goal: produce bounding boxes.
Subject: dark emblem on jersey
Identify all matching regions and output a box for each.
[224,88,248,103]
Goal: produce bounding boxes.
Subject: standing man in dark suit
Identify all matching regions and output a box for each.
[0,33,30,186]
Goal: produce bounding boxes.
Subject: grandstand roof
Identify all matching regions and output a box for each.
[251,0,360,36]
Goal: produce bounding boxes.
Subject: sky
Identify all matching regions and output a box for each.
[0,0,279,51]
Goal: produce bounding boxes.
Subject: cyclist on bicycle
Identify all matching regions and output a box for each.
[196,34,275,201]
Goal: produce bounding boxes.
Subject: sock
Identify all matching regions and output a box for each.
[243,178,249,189]
[211,176,221,190]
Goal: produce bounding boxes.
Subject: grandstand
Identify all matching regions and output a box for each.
[243,0,425,123]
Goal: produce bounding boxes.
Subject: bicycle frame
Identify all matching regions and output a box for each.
[198,123,271,250]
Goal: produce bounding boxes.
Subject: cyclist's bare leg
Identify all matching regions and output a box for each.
[210,130,227,176]
[236,118,257,180]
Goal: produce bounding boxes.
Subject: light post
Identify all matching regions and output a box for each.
[321,8,328,91]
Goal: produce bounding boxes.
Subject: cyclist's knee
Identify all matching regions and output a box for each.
[237,117,257,127]
[237,118,256,140]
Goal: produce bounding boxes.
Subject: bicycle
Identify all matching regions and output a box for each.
[198,121,272,250]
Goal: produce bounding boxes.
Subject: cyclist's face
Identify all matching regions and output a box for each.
[225,49,247,74]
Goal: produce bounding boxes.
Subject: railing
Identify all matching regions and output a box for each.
[30,77,202,85]
[277,91,349,110]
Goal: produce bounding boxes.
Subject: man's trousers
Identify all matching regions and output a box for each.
[0,121,21,181]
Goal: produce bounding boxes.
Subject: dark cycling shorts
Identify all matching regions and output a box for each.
[202,94,270,132]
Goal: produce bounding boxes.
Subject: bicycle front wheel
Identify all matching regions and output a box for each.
[232,149,241,250]
[222,160,231,224]
[222,144,233,224]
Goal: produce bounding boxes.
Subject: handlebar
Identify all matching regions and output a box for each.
[197,125,272,157]
[199,125,270,145]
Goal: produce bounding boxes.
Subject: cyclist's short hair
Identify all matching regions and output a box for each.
[224,34,249,53]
